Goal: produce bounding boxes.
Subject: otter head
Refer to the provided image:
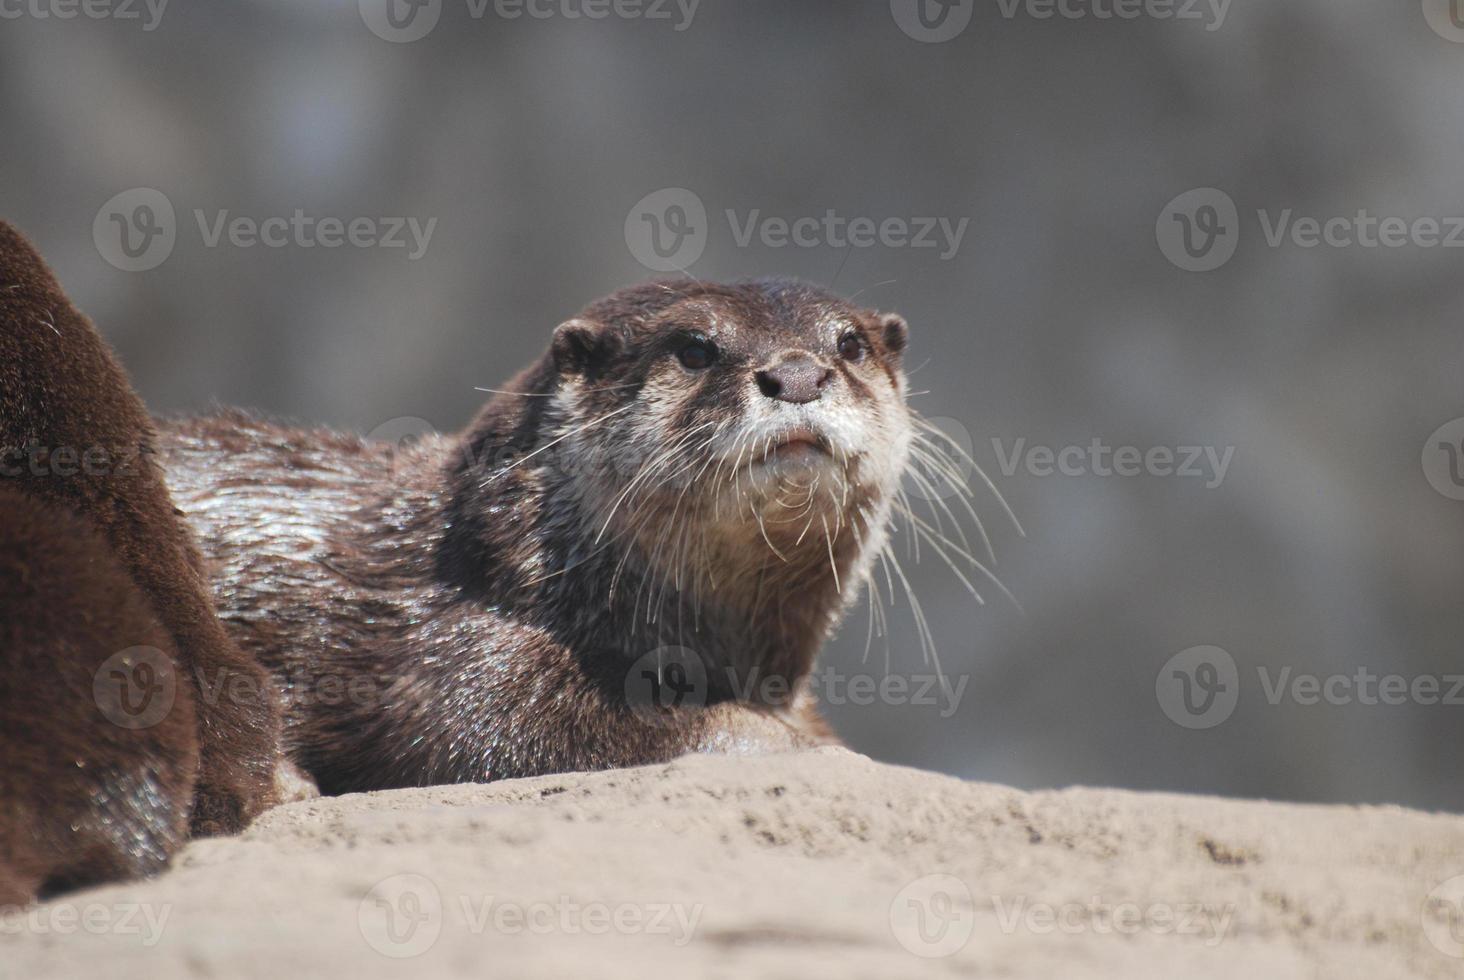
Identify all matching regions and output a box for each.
[536,278,914,696]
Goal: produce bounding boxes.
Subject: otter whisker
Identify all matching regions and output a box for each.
[607,435,707,602]
[594,421,716,544]
[612,425,722,587]
[755,506,789,562]
[903,451,981,564]
[905,517,986,607]
[843,278,898,304]
[909,435,996,565]
[474,381,642,398]
[520,432,712,590]
[821,514,841,595]
[498,403,636,475]
[911,413,1025,537]
[895,486,920,564]
[883,549,943,682]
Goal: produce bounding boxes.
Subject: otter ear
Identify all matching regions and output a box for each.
[877,313,908,358]
[551,317,617,376]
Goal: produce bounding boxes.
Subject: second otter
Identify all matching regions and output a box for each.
[162,279,919,793]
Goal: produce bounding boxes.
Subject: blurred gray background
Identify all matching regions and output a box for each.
[4,0,1462,811]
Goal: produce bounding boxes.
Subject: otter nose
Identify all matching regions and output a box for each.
[754,355,834,405]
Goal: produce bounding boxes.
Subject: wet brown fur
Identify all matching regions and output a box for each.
[161,280,910,794]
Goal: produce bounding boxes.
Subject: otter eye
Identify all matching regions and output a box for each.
[677,336,718,370]
[837,332,864,362]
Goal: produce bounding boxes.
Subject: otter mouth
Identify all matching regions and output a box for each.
[755,427,832,466]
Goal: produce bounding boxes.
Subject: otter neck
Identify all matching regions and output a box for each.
[437,382,873,703]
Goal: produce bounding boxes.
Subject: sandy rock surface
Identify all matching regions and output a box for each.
[4,748,1464,978]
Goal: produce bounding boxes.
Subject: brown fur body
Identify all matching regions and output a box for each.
[0,490,198,905]
[0,221,283,904]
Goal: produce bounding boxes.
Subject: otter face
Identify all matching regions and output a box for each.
[549,280,912,560]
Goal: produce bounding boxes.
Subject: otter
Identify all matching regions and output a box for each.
[158,279,930,793]
[3,219,998,899]
[0,221,285,906]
